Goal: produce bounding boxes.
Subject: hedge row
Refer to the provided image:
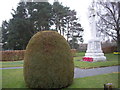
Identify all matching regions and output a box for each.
[0,50,25,61]
[71,49,77,56]
[0,46,117,61]
[102,46,117,54]
[0,49,76,61]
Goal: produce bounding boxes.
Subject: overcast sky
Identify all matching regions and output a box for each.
[0,0,92,43]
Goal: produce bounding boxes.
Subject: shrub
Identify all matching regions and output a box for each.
[0,50,25,61]
[71,49,77,57]
[24,31,74,88]
[102,46,117,54]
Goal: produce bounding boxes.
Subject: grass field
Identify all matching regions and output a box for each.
[0,61,23,68]
[1,52,120,88]
[66,73,120,88]
[1,69,26,88]
[1,52,119,69]
[1,69,120,88]
[74,52,119,69]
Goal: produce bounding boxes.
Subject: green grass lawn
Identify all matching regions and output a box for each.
[74,52,120,69]
[1,52,119,69]
[1,52,119,88]
[1,69,119,88]
[0,61,23,68]
[1,69,26,88]
[66,73,120,88]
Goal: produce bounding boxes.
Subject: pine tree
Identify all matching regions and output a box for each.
[26,2,53,31]
[2,2,32,50]
[52,1,69,35]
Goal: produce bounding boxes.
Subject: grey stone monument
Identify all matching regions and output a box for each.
[83,1,106,62]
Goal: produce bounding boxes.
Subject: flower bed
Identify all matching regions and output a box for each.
[82,57,93,62]
[113,51,120,55]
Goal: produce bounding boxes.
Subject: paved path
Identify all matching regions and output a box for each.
[74,66,120,78]
[0,67,23,69]
[0,66,120,78]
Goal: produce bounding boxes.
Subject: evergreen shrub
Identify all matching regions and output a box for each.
[24,31,74,88]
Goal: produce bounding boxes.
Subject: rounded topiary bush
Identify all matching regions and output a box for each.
[24,31,74,88]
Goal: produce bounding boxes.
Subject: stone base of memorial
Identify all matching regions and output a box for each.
[83,39,106,62]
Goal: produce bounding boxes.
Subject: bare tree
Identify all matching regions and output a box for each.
[90,1,120,51]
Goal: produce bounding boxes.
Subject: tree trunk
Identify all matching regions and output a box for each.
[67,36,68,42]
[117,2,120,52]
[67,30,69,42]
[117,30,120,52]
[59,26,61,35]
[62,28,64,36]
[72,37,74,49]
[117,32,120,60]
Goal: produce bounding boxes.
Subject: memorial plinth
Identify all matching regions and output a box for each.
[83,2,106,62]
[84,38,106,62]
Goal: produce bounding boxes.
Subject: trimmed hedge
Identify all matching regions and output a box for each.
[24,31,74,88]
[0,50,25,61]
[71,49,77,56]
[0,49,75,61]
[102,46,117,54]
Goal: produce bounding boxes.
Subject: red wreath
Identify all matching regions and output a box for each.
[83,57,93,62]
